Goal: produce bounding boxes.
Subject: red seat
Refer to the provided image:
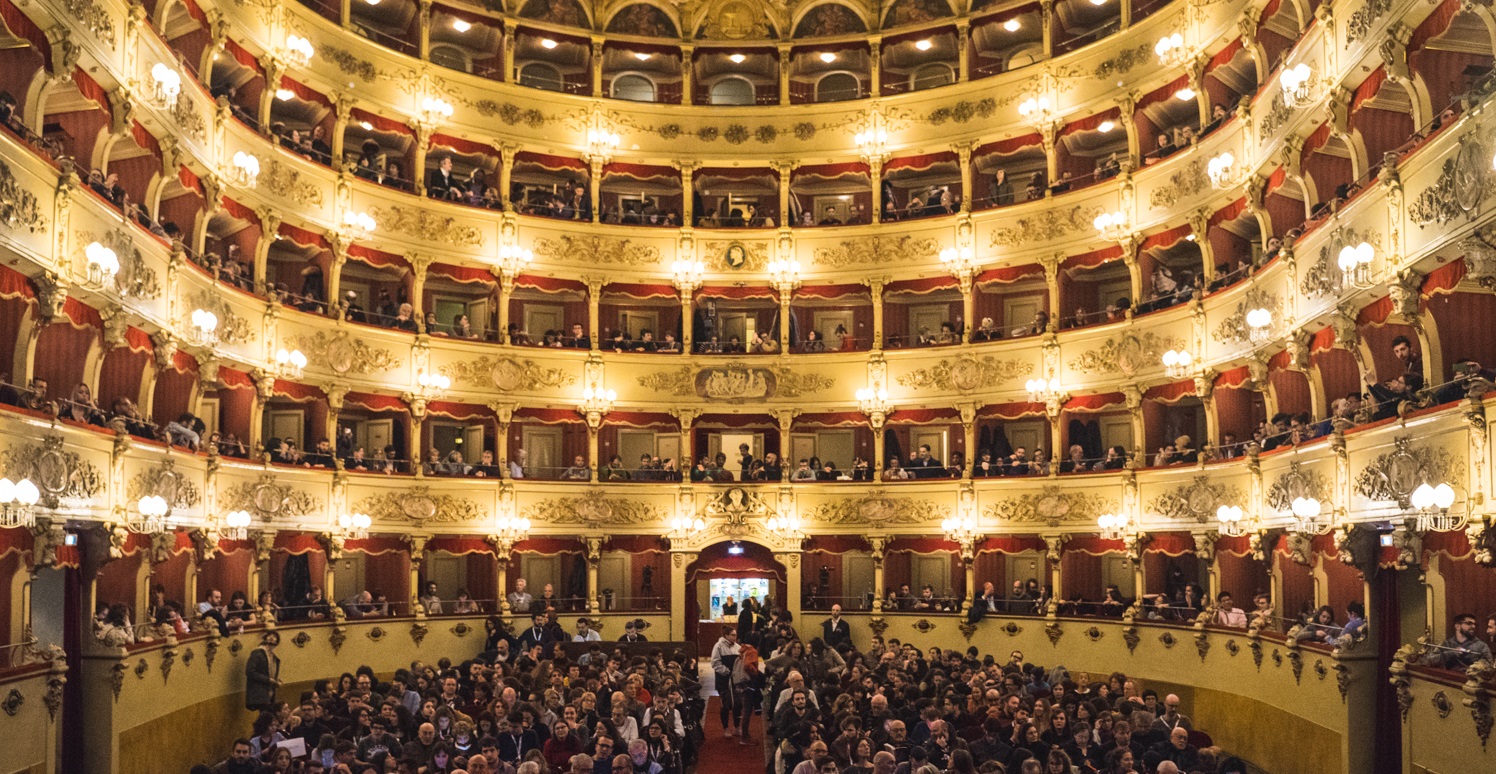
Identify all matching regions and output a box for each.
[1188,730,1214,749]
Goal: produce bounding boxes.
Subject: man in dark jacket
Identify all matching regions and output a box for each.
[244,631,281,711]
[821,604,851,649]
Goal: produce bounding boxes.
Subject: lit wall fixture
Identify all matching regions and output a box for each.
[1155,33,1187,67]
[1018,96,1054,124]
[274,348,308,379]
[1215,505,1246,537]
[577,382,616,428]
[671,259,704,291]
[134,495,172,534]
[1279,63,1317,108]
[1337,241,1375,289]
[223,510,251,541]
[1246,307,1273,344]
[419,96,454,126]
[414,370,451,399]
[586,126,621,162]
[854,112,890,161]
[284,34,315,68]
[1410,483,1459,532]
[493,514,531,542]
[766,515,805,539]
[941,515,981,543]
[1289,496,1330,534]
[856,385,893,429]
[939,246,976,274]
[1207,152,1237,189]
[341,210,376,240]
[84,241,119,289]
[495,244,534,275]
[0,478,40,529]
[338,512,371,540]
[667,515,705,539]
[1094,211,1128,241]
[231,152,261,188]
[189,308,219,347]
[1161,348,1193,379]
[767,258,801,290]
[1025,376,1064,404]
[1097,513,1127,541]
[150,62,181,106]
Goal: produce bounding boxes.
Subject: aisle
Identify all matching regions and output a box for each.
[696,696,766,774]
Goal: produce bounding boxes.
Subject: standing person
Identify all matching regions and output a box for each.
[737,597,758,645]
[821,604,851,649]
[732,642,765,745]
[711,628,742,737]
[244,631,281,712]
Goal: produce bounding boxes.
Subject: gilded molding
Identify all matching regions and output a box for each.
[369,206,485,248]
[812,235,939,268]
[521,489,668,528]
[125,459,201,511]
[1266,461,1332,513]
[0,436,103,508]
[987,486,1114,527]
[443,356,576,391]
[1259,91,1292,141]
[803,492,948,526]
[352,486,487,524]
[291,331,401,376]
[701,239,770,271]
[321,46,396,83]
[988,206,1099,248]
[1211,288,1281,344]
[532,234,658,266]
[1147,476,1245,524]
[62,0,116,45]
[896,355,1030,392]
[1149,159,1208,210]
[1353,436,1454,509]
[925,98,1000,125]
[0,159,47,233]
[1067,332,1182,377]
[1409,132,1492,228]
[222,473,322,522]
[636,364,832,399]
[185,289,254,345]
[262,160,325,207]
[1345,0,1393,46]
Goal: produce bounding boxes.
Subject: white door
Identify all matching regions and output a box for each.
[467,298,490,338]
[463,425,485,464]
[790,434,818,466]
[617,430,658,467]
[911,429,948,465]
[522,426,563,476]
[359,418,394,457]
[656,435,681,468]
[912,554,950,596]
[1100,415,1134,453]
[1003,296,1043,330]
[909,304,948,340]
[267,410,304,448]
[198,397,220,439]
[523,304,565,338]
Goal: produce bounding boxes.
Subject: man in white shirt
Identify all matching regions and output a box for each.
[419,581,443,615]
[641,693,685,737]
[573,618,601,642]
[508,448,527,479]
[773,671,820,711]
[508,578,533,614]
[1212,591,1248,628]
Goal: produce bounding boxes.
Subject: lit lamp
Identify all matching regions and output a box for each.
[1289,496,1329,534]
[1162,348,1193,379]
[338,512,371,540]
[223,510,251,541]
[230,152,261,188]
[1025,377,1062,403]
[1018,96,1053,124]
[84,241,120,289]
[1279,63,1316,108]
[274,348,308,379]
[1410,482,1459,532]
[419,96,454,126]
[284,34,315,68]
[1245,307,1272,344]
[150,62,182,106]
[856,386,892,428]
[493,514,531,541]
[341,210,376,240]
[586,127,620,162]
[668,515,705,538]
[190,308,219,347]
[1097,513,1126,541]
[1215,505,1245,537]
[671,259,705,291]
[941,515,980,543]
[578,382,616,429]
[766,515,804,539]
[767,258,801,289]
[496,244,534,275]
[939,246,976,274]
[135,495,172,534]
[0,478,40,528]
[1154,33,1187,67]
[1337,241,1375,289]
[415,370,451,399]
[1093,211,1128,241]
[1207,152,1237,189]
[854,126,889,160]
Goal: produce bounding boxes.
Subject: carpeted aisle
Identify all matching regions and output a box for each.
[696,696,766,774]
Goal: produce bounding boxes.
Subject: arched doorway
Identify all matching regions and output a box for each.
[684,540,785,655]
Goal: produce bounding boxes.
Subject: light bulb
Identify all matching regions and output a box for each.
[819,52,837,63]
[541,39,558,49]
[452,19,472,32]
[275,89,295,101]
[1411,484,1434,510]
[915,39,933,51]
[729,53,746,64]
[1434,484,1456,509]
[634,52,651,61]
[1003,19,1021,32]
[1175,88,1196,101]
[1098,120,1115,133]
[0,479,13,503]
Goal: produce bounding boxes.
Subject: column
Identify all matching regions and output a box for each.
[325,385,349,448]
[253,207,282,290]
[418,0,433,60]
[491,537,513,616]
[586,277,604,352]
[249,372,273,453]
[871,414,886,477]
[586,422,601,483]
[409,122,434,197]
[1120,0,1132,29]
[680,163,695,225]
[1041,0,1054,58]
[777,552,803,623]
[1121,235,1142,312]
[678,287,694,351]
[776,411,795,467]
[775,162,793,226]
[1197,533,1220,600]
[589,159,603,223]
[498,143,517,211]
[591,38,605,96]
[1048,413,1063,472]
[960,542,976,615]
[497,273,515,342]
[960,404,976,479]
[669,549,690,640]
[406,534,430,609]
[1040,125,1058,190]
[585,538,602,613]
[502,20,516,82]
[341,0,352,28]
[1124,386,1145,464]
[408,253,433,332]
[869,537,887,614]
[257,57,285,134]
[867,277,885,352]
[408,398,427,473]
[869,158,884,223]
[1190,208,1215,285]
[1042,254,1061,328]
[868,38,881,95]
[777,284,793,350]
[956,20,970,82]
[672,409,696,468]
[681,45,694,104]
[1045,535,1065,605]
[958,271,975,343]
[957,143,973,214]
[491,403,514,478]
[331,95,353,169]
[778,44,792,105]
[1120,95,1140,164]
[1132,551,1146,603]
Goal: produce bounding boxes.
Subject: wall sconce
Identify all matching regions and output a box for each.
[0,478,40,529]
[1162,348,1193,379]
[1337,242,1375,289]
[856,385,892,428]
[284,34,315,68]
[1155,33,1187,67]
[1018,96,1054,124]
[1093,211,1128,241]
[1097,513,1127,541]
[767,258,801,290]
[1289,496,1330,534]
[190,308,219,347]
[586,127,620,162]
[495,244,533,276]
[939,246,976,275]
[941,515,980,543]
[854,122,889,162]
[415,370,451,399]
[150,62,182,106]
[1207,152,1237,189]
[419,96,454,126]
[667,515,705,539]
[231,151,261,188]
[494,514,531,542]
[1025,376,1063,403]
[1279,63,1317,108]
[341,210,376,240]
[1215,505,1245,537]
[766,515,804,540]
[223,510,251,541]
[84,241,119,289]
[1246,307,1272,344]
[134,495,172,534]
[338,512,371,540]
[671,259,704,291]
[274,348,308,379]
[1410,483,1459,532]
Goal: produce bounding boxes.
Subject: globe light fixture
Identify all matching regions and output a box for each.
[338,512,372,540]
[284,34,315,68]
[1337,241,1375,289]
[150,62,182,105]
[223,510,251,541]
[1162,348,1193,379]
[1289,496,1329,534]
[0,478,40,528]
[84,241,119,289]
[275,348,308,379]
[1207,152,1236,189]
[1246,307,1272,344]
[231,151,261,188]
[190,308,219,347]
[1097,513,1126,541]
[1411,482,1459,532]
[1155,33,1187,67]
[1279,63,1316,108]
[1093,211,1128,241]
[1215,505,1245,537]
[135,495,172,534]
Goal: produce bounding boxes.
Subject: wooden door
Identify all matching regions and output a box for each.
[522,426,563,476]
[910,428,948,465]
[267,410,304,448]
[523,304,564,338]
[843,553,874,610]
